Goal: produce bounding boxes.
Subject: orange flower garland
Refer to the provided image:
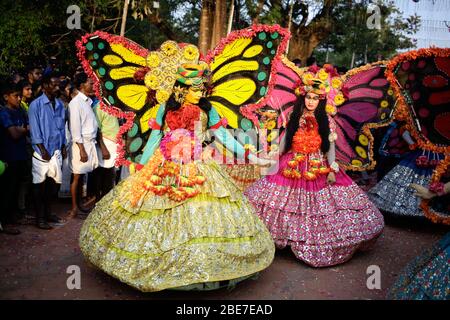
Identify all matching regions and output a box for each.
[282,115,335,180]
[129,150,206,206]
[291,116,322,154]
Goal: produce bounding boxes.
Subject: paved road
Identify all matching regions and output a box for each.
[1,198,448,300]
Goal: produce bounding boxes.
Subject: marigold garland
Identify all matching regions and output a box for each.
[129,150,206,206]
[291,116,322,154]
[341,61,388,81]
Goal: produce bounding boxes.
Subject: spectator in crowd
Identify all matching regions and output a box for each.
[68,72,98,218]
[18,80,33,113]
[306,56,317,67]
[292,58,302,67]
[17,80,34,219]
[12,72,24,84]
[43,56,59,77]
[58,79,77,199]
[0,82,29,235]
[59,79,76,108]
[27,65,43,98]
[29,73,67,230]
[90,100,120,202]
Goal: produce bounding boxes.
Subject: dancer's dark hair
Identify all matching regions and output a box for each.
[283,96,330,154]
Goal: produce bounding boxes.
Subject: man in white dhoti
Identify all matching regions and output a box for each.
[90,101,120,201]
[28,73,67,229]
[68,72,98,218]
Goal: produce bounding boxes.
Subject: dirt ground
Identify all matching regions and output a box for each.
[1,194,448,300]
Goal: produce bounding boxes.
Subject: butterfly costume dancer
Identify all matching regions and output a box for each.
[75,27,287,291]
[368,48,450,220]
[388,182,450,300]
[245,65,385,267]
[388,231,450,299]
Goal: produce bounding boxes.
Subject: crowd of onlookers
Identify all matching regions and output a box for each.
[0,61,122,235]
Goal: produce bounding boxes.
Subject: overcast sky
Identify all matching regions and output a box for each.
[395,0,450,48]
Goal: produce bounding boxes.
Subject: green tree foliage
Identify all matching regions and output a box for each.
[0,0,125,77]
[117,0,201,47]
[0,0,421,77]
[0,0,200,77]
[313,0,421,69]
[0,1,50,77]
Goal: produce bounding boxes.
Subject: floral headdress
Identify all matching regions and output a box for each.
[295,64,347,115]
[145,41,207,104]
[172,62,210,103]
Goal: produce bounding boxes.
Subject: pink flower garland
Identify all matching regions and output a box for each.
[160,129,202,163]
[204,24,291,127]
[75,31,149,167]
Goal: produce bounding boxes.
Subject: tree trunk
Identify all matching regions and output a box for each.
[288,18,333,66]
[198,0,214,55]
[120,0,130,36]
[210,0,228,49]
[288,34,323,66]
[285,1,294,53]
[227,0,235,35]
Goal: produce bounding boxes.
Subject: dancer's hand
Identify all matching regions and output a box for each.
[410,183,435,199]
[256,157,276,168]
[327,172,336,185]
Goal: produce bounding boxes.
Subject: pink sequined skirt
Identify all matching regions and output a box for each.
[244,152,385,267]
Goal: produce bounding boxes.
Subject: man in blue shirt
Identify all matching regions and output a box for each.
[28,73,67,229]
[0,81,29,235]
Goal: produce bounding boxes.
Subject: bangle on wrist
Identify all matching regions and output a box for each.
[330,161,339,173]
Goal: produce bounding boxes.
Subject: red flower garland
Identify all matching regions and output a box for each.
[165,103,201,131]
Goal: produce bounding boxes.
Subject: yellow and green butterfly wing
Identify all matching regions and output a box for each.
[77,32,156,164]
[205,25,290,131]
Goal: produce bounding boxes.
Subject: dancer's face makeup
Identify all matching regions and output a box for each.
[305,92,320,111]
[185,87,202,104]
